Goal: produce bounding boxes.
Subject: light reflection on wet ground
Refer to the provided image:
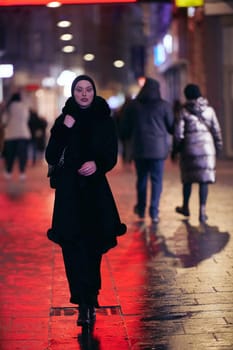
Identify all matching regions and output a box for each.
[0,159,232,349]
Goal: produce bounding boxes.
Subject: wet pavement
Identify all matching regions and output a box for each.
[0,157,232,350]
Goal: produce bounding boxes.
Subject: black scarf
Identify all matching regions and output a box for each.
[62,96,110,124]
[60,96,111,169]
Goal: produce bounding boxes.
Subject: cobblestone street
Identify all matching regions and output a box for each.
[0,157,232,350]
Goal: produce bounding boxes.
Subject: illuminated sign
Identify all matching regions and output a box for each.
[0,0,136,4]
[0,64,14,78]
[154,45,166,66]
[175,0,203,7]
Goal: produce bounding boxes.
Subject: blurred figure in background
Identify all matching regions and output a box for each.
[120,77,174,223]
[173,99,182,121]
[114,95,133,167]
[28,109,47,165]
[172,84,223,223]
[2,92,31,180]
[171,99,182,163]
[0,101,6,156]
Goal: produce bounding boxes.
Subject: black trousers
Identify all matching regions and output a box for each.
[61,242,102,307]
[183,182,208,206]
[3,139,29,173]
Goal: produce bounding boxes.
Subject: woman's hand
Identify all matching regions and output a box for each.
[64,114,75,128]
[78,161,97,176]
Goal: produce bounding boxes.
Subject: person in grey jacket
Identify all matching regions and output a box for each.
[120,77,174,223]
[173,84,223,222]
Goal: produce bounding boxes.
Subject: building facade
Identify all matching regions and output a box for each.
[148,1,233,158]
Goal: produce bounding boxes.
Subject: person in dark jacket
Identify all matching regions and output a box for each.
[173,84,223,222]
[120,77,174,223]
[28,109,47,165]
[45,75,126,327]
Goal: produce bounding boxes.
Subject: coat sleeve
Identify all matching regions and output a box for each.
[95,117,118,174]
[174,112,185,143]
[164,102,175,135]
[45,115,71,165]
[118,102,134,141]
[209,108,223,154]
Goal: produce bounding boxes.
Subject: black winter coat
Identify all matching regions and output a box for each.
[119,79,174,159]
[45,96,126,253]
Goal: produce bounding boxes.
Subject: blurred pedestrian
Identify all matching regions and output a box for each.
[28,109,47,165]
[120,77,174,223]
[0,101,6,155]
[170,99,182,162]
[172,84,223,222]
[2,92,31,180]
[45,75,126,327]
[114,95,133,166]
[173,99,182,121]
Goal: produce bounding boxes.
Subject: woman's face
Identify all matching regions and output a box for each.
[73,80,95,108]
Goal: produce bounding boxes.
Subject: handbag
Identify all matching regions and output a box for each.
[171,138,184,161]
[47,148,66,189]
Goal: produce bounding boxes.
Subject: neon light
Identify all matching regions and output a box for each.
[154,44,166,66]
[175,0,203,7]
[0,0,136,5]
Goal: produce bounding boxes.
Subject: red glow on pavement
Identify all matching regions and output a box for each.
[0,163,148,349]
[0,160,232,348]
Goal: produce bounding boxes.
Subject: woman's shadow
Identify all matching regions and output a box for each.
[77,325,101,350]
[174,220,230,268]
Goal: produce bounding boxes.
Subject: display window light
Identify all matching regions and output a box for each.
[0,64,14,78]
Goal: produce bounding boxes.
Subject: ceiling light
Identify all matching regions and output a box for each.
[113,60,125,68]
[57,20,71,28]
[83,53,95,61]
[62,45,75,53]
[60,34,73,41]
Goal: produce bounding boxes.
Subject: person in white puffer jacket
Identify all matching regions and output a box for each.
[173,84,223,223]
[2,92,31,180]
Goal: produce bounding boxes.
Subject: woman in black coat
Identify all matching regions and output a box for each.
[45,75,126,327]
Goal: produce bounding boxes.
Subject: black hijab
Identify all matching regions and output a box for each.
[62,75,110,121]
[71,74,96,99]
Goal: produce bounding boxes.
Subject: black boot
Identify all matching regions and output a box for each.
[175,206,190,216]
[77,304,96,326]
[199,205,208,223]
[88,305,96,323]
[77,304,90,326]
